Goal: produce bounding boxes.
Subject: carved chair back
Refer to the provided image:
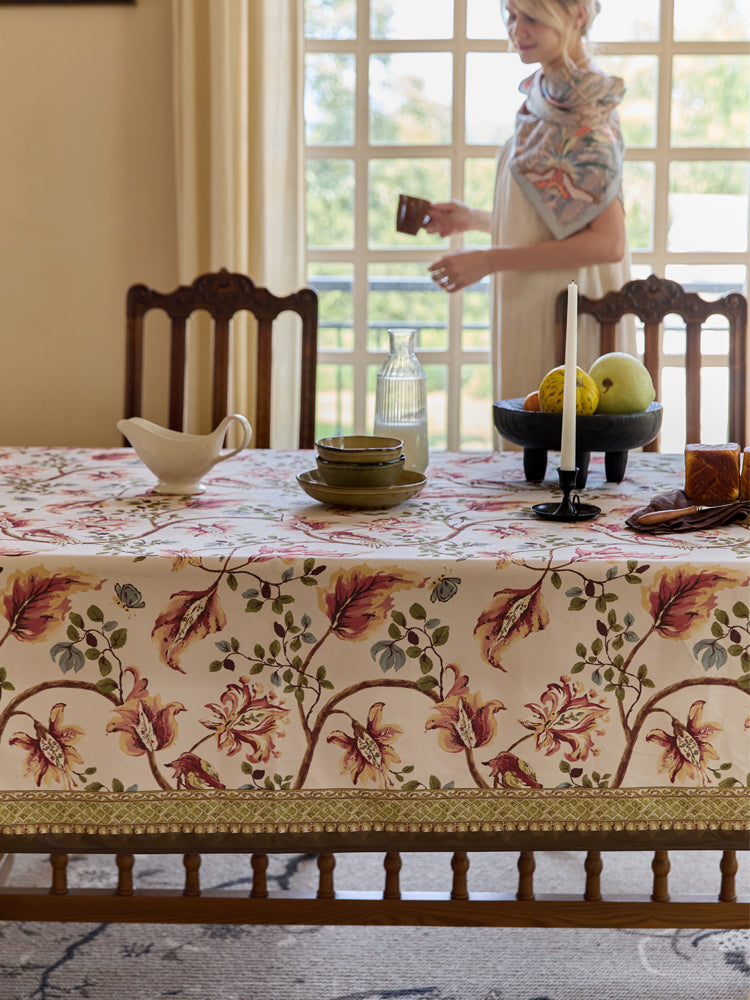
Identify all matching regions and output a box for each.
[124,268,318,448]
[554,274,747,449]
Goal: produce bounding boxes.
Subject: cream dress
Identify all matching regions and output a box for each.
[491,140,635,405]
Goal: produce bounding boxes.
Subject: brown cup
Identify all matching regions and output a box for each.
[396,193,432,235]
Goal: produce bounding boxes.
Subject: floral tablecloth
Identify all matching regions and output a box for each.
[0,447,747,839]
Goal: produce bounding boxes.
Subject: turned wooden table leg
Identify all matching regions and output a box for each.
[183,853,201,897]
[584,850,603,902]
[115,854,135,896]
[652,850,671,903]
[517,851,535,901]
[383,851,401,900]
[450,851,469,901]
[250,853,268,898]
[720,850,738,903]
[49,853,69,895]
[318,852,336,899]
[0,854,14,888]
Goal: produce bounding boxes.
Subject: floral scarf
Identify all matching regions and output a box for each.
[510,66,625,240]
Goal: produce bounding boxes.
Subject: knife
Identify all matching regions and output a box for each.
[637,501,746,526]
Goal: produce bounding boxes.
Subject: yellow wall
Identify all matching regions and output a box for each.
[0,0,178,446]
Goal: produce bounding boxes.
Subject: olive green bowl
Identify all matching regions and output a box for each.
[316,454,405,488]
[297,468,427,508]
[315,435,404,465]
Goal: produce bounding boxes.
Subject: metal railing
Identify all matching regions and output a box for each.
[309,273,742,351]
[308,274,742,447]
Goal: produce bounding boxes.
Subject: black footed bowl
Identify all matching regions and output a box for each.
[493,398,663,488]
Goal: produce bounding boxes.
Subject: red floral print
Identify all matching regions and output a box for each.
[320,565,427,641]
[646,700,722,786]
[1,566,102,642]
[167,752,226,789]
[152,584,226,672]
[327,702,403,787]
[106,666,185,756]
[520,676,609,762]
[474,581,549,670]
[200,677,289,763]
[484,751,543,789]
[425,664,505,752]
[9,703,84,789]
[643,568,740,640]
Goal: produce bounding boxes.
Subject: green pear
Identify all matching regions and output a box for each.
[588,352,656,414]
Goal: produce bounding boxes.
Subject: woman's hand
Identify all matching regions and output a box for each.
[429,249,493,292]
[425,201,481,237]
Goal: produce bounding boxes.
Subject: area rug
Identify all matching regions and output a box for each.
[1,850,748,1000]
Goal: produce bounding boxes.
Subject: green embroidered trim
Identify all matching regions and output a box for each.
[1,787,747,835]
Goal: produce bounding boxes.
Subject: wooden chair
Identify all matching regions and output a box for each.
[124,268,318,448]
[554,273,747,450]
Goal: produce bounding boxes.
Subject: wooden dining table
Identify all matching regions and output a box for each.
[0,444,747,927]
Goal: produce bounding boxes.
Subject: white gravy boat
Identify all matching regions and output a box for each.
[117,414,252,494]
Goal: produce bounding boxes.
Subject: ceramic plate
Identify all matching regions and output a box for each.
[297,468,427,508]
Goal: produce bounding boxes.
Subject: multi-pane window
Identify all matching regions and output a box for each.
[304,0,750,452]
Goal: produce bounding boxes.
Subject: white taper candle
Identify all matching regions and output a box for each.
[560,281,578,471]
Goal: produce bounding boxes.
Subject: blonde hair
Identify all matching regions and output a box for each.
[501,1,601,61]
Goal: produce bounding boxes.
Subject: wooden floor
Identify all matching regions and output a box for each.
[1,849,747,929]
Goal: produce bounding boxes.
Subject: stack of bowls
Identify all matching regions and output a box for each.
[315,435,405,488]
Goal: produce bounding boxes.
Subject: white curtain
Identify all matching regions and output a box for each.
[171,0,306,447]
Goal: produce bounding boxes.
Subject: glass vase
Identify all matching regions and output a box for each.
[373,328,428,473]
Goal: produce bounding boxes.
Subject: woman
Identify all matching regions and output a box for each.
[427,0,633,403]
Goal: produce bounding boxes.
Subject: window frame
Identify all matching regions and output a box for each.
[304,0,750,450]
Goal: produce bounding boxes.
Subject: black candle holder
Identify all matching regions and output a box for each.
[531,468,601,522]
